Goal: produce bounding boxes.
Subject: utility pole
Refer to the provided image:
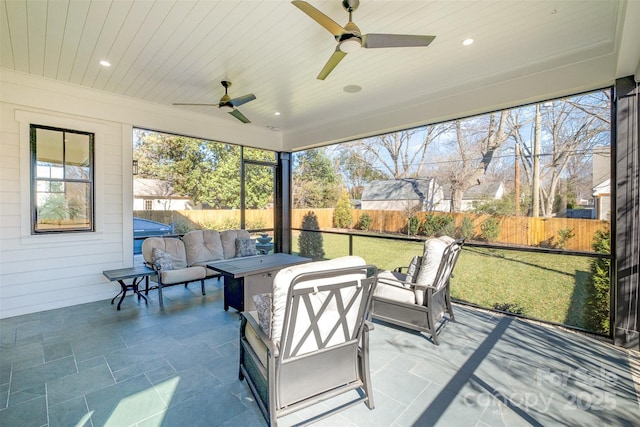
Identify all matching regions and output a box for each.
[515,142,521,215]
[532,104,541,217]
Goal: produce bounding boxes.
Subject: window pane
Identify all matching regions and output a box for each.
[65,132,91,179]
[245,163,275,229]
[35,182,91,231]
[36,128,63,177]
[36,180,49,192]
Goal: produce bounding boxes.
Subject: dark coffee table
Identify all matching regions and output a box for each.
[207,253,310,311]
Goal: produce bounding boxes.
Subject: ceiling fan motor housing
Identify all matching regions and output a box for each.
[343,0,359,12]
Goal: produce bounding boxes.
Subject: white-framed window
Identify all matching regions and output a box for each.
[144,200,153,211]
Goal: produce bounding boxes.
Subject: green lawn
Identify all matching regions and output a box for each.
[292,231,596,330]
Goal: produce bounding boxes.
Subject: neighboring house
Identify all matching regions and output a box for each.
[361,179,445,212]
[592,147,611,220]
[133,178,193,211]
[439,182,505,212]
[593,178,611,220]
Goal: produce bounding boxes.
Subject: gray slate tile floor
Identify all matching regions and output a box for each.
[1,277,638,427]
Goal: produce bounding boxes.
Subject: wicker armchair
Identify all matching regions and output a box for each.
[239,256,378,426]
[372,237,464,345]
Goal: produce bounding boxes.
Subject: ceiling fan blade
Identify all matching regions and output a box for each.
[229,108,251,124]
[292,1,345,37]
[363,34,435,48]
[317,48,347,80]
[173,103,218,106]
[229,93,256,108]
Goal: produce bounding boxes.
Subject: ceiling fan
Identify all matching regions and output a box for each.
[173,80,256,123]
[292,0,436,80]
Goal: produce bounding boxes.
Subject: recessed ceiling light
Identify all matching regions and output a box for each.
[99,60,111,67]
[462,38,474,46]
[274,112,281,116]
[343,85,362,93]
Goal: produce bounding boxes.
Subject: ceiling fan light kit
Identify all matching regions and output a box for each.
[339,37,361,53]
[292,0,436,80]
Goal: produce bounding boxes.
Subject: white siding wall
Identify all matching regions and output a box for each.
[132,198,190,211]
[361,200,421,211]
[0,70,280,319]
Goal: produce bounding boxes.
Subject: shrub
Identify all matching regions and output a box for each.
[299,211,325,260]
[440,219,456,237]
[420,214,454,237]
[406,215,420,235]
[172,216,199,234]
[583,229,610,334]
[358,212,372,231]
[200,217,241,231]
[459,216,475,240]
[333,189,353,228]
[556,228,575,249]
[480,217,500,242]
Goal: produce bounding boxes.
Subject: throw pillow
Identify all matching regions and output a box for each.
[405,255,422,284]
[252,293,272,336]
[152,247,175,271]
[236,238,258,257]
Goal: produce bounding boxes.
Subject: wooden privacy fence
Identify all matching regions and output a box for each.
[135,208,608,251]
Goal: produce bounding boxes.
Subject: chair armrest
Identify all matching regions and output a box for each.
[379,277,413,289]
[241,311,279,358]
[393,266,409,273]
[144,261,160,272]
[364,319,374,332]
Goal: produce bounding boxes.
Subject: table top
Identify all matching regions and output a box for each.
[103,266,154,281]
[207,253,311,278]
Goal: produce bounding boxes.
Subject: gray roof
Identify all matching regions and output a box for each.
[133,178,189,198]
[441,181,503,199]
[463,182,503,199]
[361,179,438,201]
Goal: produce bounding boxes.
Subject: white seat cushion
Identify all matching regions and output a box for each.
[374,280,415,304]
[158,265,206,285]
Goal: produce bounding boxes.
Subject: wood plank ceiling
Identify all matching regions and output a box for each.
[1,0,637,149]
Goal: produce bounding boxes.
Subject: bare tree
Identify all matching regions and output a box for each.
[357,125,449,179]
[332,142,388,199]
[440,111,512,212]
[513,93,610,216]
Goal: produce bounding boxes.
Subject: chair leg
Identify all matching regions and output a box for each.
[158,282,164,307]
[360,332,375,409]
[239,317,246,380]
[446,293,455,322]
[201,279,206,295]
[427,309,439,345]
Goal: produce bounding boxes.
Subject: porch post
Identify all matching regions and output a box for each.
[614,76,640,349]
[276,152,292,254]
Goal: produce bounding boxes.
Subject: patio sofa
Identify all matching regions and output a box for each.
[141,229,257,307]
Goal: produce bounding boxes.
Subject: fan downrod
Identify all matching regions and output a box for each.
[342,0,359,12]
